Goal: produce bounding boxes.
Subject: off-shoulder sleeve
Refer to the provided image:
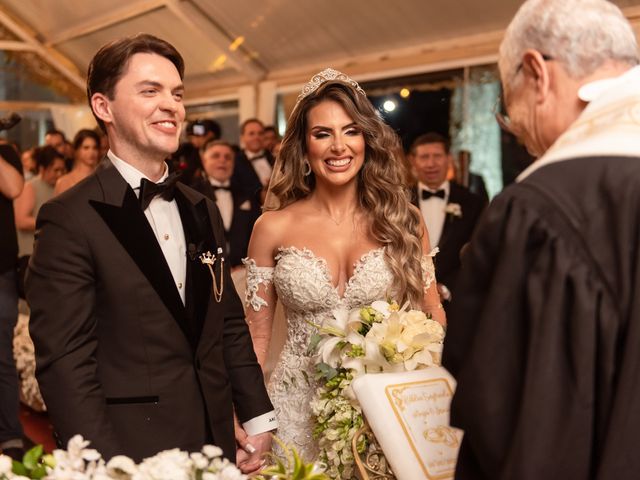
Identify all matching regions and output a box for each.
[421,247,439,291]
[242,258,275,311]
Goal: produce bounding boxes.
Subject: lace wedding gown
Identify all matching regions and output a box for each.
[244,246,436,461]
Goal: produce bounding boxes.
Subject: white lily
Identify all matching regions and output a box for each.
[370,300,393,318]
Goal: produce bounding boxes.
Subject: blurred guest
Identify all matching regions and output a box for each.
[96,128,109,158]
[14,146,66,257]
[409,132,485,305]
[54,129,101,195]
[171,119,221,185]
[187,119,221,149]
[0,144,24,460]
[272,139,282,158]
[262,125,280,154]
[468,172,488,203]
[232,118,274,203]
[20,148,36,181]
[44,129,66,156]
[62,140,74,166]
[44,129,72,170]
[191,140,260,268]
[443,0,640,478]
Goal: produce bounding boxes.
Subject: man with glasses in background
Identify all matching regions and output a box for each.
[443,0,640,478]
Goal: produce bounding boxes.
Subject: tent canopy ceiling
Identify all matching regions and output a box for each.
[1,0,640,102]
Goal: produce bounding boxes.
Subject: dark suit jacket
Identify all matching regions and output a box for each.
[231,150,275,202]
[468,173,489,204]
[26,163,272,462]
[412,182,486,295]
[191,177,261,267]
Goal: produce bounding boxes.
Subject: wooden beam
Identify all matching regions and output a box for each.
[45,0,166,46]
[0,7,85,90]
[0,100,83,111]
[0,40,35,52]
[164,0,265,82]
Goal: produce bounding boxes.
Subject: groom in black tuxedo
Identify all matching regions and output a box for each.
[25,34,275,470]
[409,132,485,304]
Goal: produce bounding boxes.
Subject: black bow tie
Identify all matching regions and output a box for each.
[422,189,445,200]
[249,154,266,161]
[138,171,181,210]
[212,185,231,192]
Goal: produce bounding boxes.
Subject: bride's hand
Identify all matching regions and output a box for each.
[236,431,271,474]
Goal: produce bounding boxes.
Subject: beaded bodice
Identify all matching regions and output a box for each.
[243,246,436,462]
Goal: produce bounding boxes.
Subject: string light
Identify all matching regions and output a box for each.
[383,100,396,112]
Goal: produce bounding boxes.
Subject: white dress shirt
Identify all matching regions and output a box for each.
[209,177,233,231]
[109,151,277,435]
[109,151,187,304]
[245,149,272,187]
[419,180,450,248]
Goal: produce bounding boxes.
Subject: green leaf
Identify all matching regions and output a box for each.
[31,465,47,479]
[22,444,43,470]
[307,333,322,354]
[302,370,311,387]
[316,362,338,380]
[12,460,29,476]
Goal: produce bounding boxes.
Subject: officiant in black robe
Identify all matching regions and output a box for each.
[442,1,640,478]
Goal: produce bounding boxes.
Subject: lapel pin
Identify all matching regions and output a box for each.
[199,247,225,302]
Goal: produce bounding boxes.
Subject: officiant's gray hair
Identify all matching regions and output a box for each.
[499,0,639,86]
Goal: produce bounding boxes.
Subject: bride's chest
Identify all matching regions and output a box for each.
[272,246,395,312]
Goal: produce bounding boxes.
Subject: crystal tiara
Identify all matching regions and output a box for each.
[296,67,367,102]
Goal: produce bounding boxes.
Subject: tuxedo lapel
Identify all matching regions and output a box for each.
[439,184,462,248]
[88,164,194,348]
[174,184,216,343]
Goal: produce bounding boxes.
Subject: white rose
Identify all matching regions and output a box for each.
[402,310,427,326]
[106,455,137,476]
[202,445,223,459]
[0,455,12,475]
[424,319,445,343]
[190,452,209,470]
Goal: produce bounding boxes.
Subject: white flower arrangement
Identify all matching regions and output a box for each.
[310,301,445,478]
[0,435,245,480]
[444,202,463,218]
[13,313,45,412]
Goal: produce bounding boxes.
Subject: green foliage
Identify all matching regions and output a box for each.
[253,437,329,480]
[8,445,48,479]
[315,362,338,381]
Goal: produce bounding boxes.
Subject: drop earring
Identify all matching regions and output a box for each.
[303,158,312,176]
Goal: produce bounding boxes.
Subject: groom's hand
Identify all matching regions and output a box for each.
[236,431,272,474]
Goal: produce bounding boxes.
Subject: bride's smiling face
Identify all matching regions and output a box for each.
[305,100,365,187]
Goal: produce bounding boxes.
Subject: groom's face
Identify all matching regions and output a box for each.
[97,52,185,160]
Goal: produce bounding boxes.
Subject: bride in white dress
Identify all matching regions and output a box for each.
[243,69,446,462]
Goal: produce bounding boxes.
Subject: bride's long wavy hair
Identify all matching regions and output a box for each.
[265,81,425,307]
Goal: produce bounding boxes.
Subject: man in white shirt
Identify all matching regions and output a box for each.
[191,140,260,268]
[409,132,485,304]
[26,34,275,472]
[232,118,274,204]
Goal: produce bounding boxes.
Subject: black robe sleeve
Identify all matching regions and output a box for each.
[442,187,619,480]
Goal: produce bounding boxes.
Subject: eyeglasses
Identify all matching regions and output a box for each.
[493,54,554,135]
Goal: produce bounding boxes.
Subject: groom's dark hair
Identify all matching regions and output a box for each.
[87,33,185,132]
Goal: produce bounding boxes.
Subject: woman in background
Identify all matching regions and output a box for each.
[54,129,100,195]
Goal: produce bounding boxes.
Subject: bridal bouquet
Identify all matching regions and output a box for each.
[309,300,445,478]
